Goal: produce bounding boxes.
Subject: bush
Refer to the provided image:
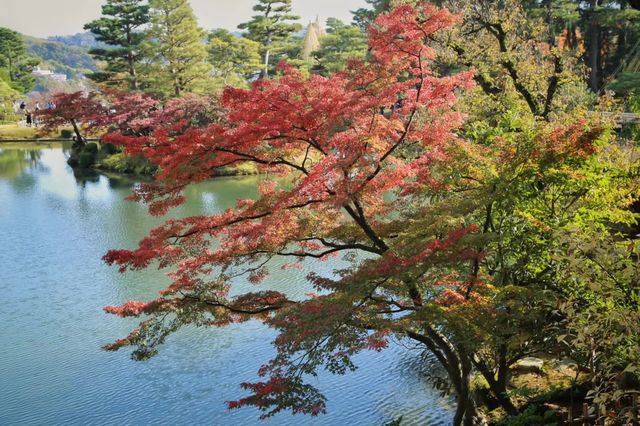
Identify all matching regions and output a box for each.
[60,129,73,139]
[496,406,557,426]
[96,152,157,175]
[78,151,96,168]
[84,142,98,154]
[100,142,118,155]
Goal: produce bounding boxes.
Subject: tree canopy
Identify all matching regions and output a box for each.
[147,0,212,97]
[0,27,37,93]
[89,2,640,424]
[207,29,262,87]
[31,1,640,424]
[238,0,302,78]
[84,0,150,90]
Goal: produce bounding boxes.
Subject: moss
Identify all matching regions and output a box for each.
[96,152,157,176]
[495,406,558,426]
[487,358,591,425]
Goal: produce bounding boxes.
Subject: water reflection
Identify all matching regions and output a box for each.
[0,147,454,425]
[0,149,43,178]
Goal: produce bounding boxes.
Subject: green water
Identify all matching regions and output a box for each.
[0,146,454,425]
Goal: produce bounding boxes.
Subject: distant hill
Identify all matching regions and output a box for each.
[24,35,98,77]
[47,32,108,50]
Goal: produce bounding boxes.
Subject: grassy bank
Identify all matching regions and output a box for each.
[0,124,39,140]
[0,124,77,140]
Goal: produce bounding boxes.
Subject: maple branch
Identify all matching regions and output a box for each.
[447,43,502,96]
[484,22,540,116]
[297,237,383,255]
[368,295,416,312]
[214,147,309,175]
[406,330,452,374]
[172,198,327,241]
[542,53,563,119]
[227,256,273,279]
[185,295,297,316]
[364,52,426,184]
[343,201,389,252]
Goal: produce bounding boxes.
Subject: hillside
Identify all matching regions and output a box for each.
[24,35,97,77]
[48,32,108,50]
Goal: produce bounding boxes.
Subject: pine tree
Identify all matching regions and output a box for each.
[0,27,38,93]
[147,0,212,97]
[238,0,301,78]
[84,0,149,90]
[311,18,367,74]
[208,29,262,86]
[0,28,25,82]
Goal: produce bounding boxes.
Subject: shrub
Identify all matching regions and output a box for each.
[84,142,98,154]
[97,152,157,175]
[100,142,118,155]
[78,151,96,168]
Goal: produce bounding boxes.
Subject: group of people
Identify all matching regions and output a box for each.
[12,100,56,127]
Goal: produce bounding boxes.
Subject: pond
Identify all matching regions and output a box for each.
[0,145,454,425]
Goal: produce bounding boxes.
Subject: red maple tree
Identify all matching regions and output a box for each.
[100,2,497,422]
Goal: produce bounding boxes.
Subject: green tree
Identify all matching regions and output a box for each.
[84,0,150,90]
[147,0,212,97]
[519,0,640,92]
[0,28,25,82]
[50,2,638,423]
[207,29,262,87]
[0,27,37,93]
[238,0,302,78]
[311,18,367,75]
[352,0,393,29]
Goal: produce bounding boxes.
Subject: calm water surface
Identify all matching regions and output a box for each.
[0,146,454,425]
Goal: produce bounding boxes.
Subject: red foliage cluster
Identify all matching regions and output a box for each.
[98,2,483,418]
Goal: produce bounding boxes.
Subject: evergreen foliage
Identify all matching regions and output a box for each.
[311,18,367,75]
[147,0,212,97]
[0,27,38,93]
[207,29,262,87]
[84,0,150,90]
[238,0,302,78]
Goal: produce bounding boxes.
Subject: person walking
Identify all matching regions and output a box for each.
[25,109,33,127]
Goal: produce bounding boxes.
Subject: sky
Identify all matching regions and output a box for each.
[0,0,369,39]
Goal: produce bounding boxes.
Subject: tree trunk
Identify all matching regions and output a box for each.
[408,330,488,425]
[172,68,181,97]
[261,33,273,79]
[126,27,139,91]
[262,48,271,79]
[587,0,602,92]
[70,118,85,146]
[128,56,139,91]
[7,56,13,82]
[473,350,519,416]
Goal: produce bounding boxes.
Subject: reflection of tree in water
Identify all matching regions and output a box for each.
[72,167,101,187]
[71,167,138,190]
[107,176,136,190]
[0,149,44,179]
